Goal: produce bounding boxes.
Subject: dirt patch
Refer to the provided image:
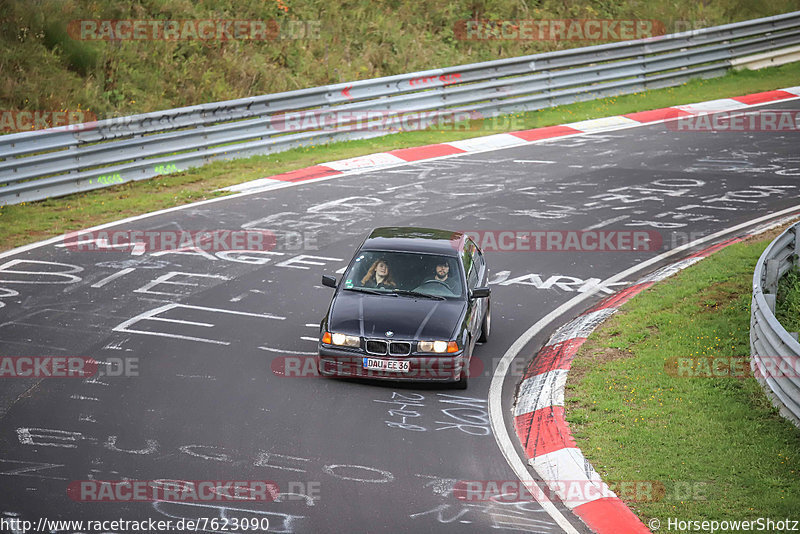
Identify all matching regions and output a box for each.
[695,279,748,314]
[743,220,798,245]
[568,343,633,389]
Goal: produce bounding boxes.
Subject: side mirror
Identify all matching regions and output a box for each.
[322,275,338,288]
[471,287,490,299]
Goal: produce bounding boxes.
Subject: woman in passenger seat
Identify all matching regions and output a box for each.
[361,259,397,289]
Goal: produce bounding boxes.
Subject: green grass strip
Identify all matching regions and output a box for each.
[566,229,800,527]
[2,62,800,252]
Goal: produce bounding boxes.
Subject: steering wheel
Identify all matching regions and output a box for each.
[418,279,454,291]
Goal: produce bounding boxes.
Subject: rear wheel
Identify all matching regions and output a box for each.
[477,301,491,343]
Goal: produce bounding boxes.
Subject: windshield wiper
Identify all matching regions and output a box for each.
[343,287,397,296]
[392,289,445,300]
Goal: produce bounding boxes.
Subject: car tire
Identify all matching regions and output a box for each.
[454,345,470,389]
[454,369,468,390]
[316,357,330,377]
[477,300,491,343]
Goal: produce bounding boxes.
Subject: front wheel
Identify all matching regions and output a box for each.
[454,369,468,390]
[477,301,491,343]
[454,346,470,389]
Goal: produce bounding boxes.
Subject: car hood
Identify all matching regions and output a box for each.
[328,290,466,341]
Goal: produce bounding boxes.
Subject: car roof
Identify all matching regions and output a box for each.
[361,227,464,257]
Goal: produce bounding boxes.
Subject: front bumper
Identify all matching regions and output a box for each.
[318,345,465,382]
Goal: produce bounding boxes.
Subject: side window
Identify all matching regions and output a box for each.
[471,242,485,281]
[464,239,478,290]
[461,245,473,280]
[468,264,478,290]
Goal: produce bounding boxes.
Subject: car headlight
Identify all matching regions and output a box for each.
[418,340,459,353]
[322,331,360,347]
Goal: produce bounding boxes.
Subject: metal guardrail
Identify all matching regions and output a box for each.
[751,221,800,428]
[1,12,800,205]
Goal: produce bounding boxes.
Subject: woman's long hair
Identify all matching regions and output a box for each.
[361,259,396,287]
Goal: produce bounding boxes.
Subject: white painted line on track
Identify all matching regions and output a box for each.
[582,215,630,230]
[488,204,800,533]
[258,346,316,355]
[91,267,136,288]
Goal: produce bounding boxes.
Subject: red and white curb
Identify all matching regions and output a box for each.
[223,87,800,194]
[509,218,800,534]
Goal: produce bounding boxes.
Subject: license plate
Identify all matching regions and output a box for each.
[363,358,410,373]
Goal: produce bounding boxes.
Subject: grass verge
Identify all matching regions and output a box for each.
[2,62,800,252]
[565,228,800,527]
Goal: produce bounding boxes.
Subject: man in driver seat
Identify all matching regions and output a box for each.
[432,261,458,292]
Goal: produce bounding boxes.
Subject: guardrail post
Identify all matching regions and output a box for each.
[763,293,777,312]
[765,259,781,294]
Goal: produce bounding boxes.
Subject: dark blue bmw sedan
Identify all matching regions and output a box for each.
[317,227,490,389]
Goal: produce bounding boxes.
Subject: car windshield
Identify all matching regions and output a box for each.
[342,251,464,298]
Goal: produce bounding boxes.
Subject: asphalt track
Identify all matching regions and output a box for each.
[1,99,799,533]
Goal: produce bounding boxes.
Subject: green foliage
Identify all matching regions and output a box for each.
[777,266,800,334]
[1,0,798,117]
[42,19,100,76]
